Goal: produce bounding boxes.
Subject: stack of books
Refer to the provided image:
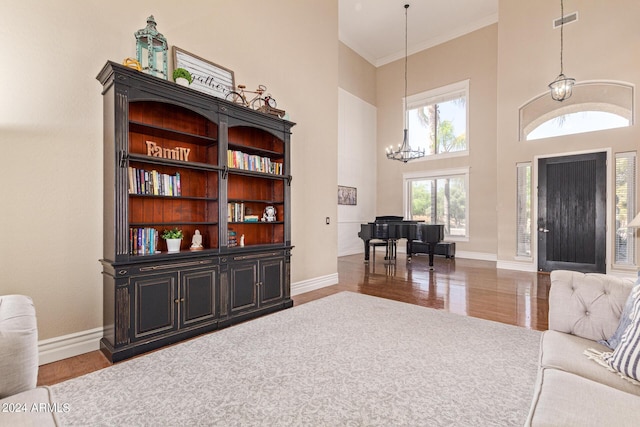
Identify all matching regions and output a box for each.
[228,229,237,247]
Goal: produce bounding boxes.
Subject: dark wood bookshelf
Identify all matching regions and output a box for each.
[98,61,294,362]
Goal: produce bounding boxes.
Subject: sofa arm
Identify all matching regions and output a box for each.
[0,295,38,399]
[549,270,634,341]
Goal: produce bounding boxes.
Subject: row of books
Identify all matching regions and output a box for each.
[228,203,246,222]
[128,167,182,196]
[130,227,160,255]
[227,203,261,222]
[227,150,283,175]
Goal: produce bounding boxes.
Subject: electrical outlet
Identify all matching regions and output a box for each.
[326,217,330,225]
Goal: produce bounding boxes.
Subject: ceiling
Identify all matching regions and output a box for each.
[339,0,498,67]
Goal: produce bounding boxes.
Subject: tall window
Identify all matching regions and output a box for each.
[615,152,636,265]
[516,163,532,257]
[404,169,468,239]
[406,80,469,157]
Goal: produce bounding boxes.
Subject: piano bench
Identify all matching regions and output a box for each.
[409,241,456,259]
[370,239,397,260]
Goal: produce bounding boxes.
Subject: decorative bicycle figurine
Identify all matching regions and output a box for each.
[225,84,277,111]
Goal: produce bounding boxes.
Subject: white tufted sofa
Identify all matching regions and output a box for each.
[0,295,58,426]
[526,270,640,426]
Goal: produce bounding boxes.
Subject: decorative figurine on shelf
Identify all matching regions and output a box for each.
[134,15,168,80]
[190,229,203,251]
[263,206,277,222]
[240,234,245,247]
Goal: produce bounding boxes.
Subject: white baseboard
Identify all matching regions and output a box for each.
[496,260,537,272]
[38,327,102,365]
[454,250,497,262]
[291,273,339,296]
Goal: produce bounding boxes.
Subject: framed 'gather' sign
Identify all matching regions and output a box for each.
[172,46,235,99]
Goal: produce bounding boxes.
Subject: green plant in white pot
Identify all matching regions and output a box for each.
[172,68,193,87]
[162,227,183,252]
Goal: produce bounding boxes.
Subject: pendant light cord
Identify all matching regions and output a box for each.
[404,4,409,129]
[559,0,564,74]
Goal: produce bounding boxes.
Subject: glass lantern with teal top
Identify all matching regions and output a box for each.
[134,15,168,80]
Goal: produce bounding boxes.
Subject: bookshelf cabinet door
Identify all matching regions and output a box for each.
[229,262,259,314]
[180,266,218,328]
[260,257,284,305]
[131,272,179,342]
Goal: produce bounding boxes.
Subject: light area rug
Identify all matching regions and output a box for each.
[51,292,541,426]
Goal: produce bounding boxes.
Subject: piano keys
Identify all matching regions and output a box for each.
[358,216,444,268]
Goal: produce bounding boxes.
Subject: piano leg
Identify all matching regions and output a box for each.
[406,240,413,263]
[428,244,436,270]
[363,239,371,263]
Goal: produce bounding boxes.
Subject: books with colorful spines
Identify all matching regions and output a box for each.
[228,229,238,247]
[175,172,181,196]
[244,215,259,222]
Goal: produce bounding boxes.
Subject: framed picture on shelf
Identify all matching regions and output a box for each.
[338,186,357,205]
[172,46,235,99]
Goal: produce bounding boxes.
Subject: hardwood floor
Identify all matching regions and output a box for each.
[37,253,549,386]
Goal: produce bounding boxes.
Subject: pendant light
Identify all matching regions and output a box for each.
[548,0,575,101]
[386,4,425,163]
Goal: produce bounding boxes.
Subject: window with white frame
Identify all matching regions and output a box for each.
[404,169,469,239]
[516,163,532,257]
[406,80,468,157]
[615,152,636,265]
[519,82,633,141]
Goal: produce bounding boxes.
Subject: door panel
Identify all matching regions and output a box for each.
[538,152,606,273]
[132,272,178,340]
[230,262,258,313]
[260,258,284,304]
[181,267,217,327]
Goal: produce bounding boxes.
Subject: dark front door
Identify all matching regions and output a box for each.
[538,152,606,273]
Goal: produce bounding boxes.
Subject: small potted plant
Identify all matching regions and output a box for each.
[172,68,193,87]
[162,227,183,252]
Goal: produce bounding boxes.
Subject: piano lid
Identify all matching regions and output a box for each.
[374,215,405,222]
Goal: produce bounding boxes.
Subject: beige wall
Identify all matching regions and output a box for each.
[375,24,499,256]
[339,42,377,105]
[496,0,640,269]
[0,0,338,341]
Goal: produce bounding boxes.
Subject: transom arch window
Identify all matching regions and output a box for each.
[519,81,633,141]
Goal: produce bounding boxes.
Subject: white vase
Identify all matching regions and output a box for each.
[175,77,189,87]
[166,238,182,252]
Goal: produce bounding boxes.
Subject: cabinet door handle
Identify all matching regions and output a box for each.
[174,298,185,303]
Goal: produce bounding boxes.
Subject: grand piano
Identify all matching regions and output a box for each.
[358,216,444,268]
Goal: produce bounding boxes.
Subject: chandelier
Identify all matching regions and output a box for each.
[386,4,425,163]
[548,0,575,101]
